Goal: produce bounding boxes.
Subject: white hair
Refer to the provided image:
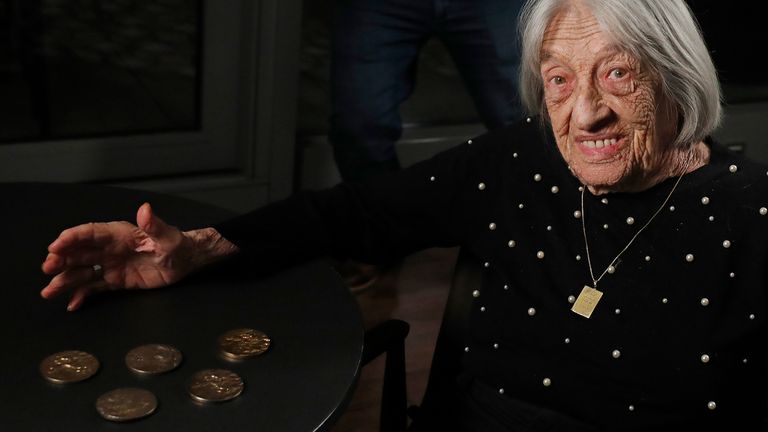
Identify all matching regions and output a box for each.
[518,0,722,147]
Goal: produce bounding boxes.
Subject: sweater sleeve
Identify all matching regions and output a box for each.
[212,139,481,273]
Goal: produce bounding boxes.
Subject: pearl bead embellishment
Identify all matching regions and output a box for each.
[467,139,473,145]
[438,143,761,413]
[729,164,738,173]
[526,117,532,123]
[429,176,435,181]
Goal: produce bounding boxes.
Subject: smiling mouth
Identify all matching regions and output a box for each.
[581,138,617,148]
[576,136,624,158]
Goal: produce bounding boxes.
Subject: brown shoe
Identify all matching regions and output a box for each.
[334,260,382,293]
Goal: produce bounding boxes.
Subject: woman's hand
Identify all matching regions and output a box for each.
[41,202,238,311]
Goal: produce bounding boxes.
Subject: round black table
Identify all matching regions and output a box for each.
[1,182,363,431]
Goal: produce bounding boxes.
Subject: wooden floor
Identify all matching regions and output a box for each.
[330,247,458,432]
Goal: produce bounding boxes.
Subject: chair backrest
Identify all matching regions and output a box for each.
[416,248,481,414]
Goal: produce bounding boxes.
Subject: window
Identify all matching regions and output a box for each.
[0,0,270,190]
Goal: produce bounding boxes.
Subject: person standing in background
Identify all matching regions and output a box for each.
[329,0,525,287]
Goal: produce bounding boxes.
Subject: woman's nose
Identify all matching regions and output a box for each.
[572,82,612,130]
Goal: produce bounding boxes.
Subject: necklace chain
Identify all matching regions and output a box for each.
[580,164,690,288]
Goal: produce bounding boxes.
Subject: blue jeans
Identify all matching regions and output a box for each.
[329,0,524,182]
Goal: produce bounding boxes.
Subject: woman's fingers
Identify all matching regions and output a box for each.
[67,286,90,311]
[41,253,64,274]
[42,250,106,275]
[41,265,104,300]
[43,219,137,282]
[48,223,100,253]
[66,280,108,312]
[48,221,134,254]
[136,203,179,244]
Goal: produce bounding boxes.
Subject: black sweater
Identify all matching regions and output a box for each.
[215,118,768,430]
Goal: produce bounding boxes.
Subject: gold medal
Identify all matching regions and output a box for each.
[96,388,158,422]
[188,369,244,403]
[125,344,183,375]
[218,328,270,360]
[571,285,603,318]
[40,350,99,384]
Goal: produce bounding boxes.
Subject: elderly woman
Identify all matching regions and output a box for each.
[41,0,767,430]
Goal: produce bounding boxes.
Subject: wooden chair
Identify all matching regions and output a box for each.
[362,249,480,431]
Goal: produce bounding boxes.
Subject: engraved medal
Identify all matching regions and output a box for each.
[571,285,603,318]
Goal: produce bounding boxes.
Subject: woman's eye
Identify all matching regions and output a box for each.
[551,76,566,85]
[609,68,626,79]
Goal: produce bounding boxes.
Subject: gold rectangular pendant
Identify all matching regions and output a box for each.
[571,285,603,318]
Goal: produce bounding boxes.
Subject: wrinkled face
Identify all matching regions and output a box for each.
[541,2,678,193]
